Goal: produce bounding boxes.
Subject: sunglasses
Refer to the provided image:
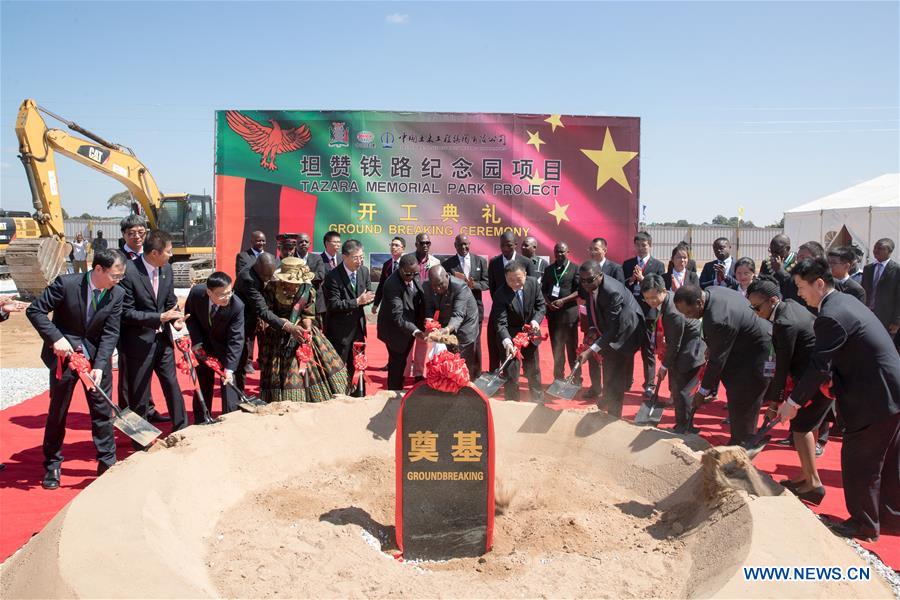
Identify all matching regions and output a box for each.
[400,269,417,278]
[418,241,432,245]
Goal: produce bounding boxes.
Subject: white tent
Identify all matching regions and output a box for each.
[784,173,900,261]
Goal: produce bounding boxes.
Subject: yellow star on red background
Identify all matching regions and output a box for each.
[579,128,638,193]
[548,200,570,225]
[526,130,545,152]
[544,114,564,132]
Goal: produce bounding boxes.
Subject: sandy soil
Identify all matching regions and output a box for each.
[1,395,892,599]
[0,311,45,368]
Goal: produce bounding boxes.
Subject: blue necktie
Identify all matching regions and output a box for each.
[516,289,524,314]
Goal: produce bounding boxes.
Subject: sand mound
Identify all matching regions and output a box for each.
[1,395,893,599]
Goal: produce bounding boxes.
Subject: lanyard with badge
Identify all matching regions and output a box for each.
[763,339,776,379]
[86,273,107,312]
[550,261,569,298]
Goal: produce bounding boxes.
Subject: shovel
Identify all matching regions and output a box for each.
[546,359,583,400]
[742,416,779,458]
[170,324,216,425]
[68,354,161,447]
[474,354,514,397]
[228,381,266,413]
[634,372,667,425]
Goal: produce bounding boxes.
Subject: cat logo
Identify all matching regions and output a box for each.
[77,145,110,165]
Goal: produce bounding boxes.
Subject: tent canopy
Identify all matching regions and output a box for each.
[783,174,899,261]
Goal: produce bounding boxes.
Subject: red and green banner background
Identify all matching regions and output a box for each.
[215,110,639,273]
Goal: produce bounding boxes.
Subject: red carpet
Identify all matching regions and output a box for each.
[1,322,897,570]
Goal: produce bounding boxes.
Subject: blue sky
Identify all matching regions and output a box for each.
[2,1,897,226]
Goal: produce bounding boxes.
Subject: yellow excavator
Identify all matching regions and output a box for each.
[10,98,215,296]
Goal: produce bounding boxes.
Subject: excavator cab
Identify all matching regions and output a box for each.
[156,194,215,254]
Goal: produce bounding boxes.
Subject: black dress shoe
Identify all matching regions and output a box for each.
[795,485,826,506]
[147,411,171,423]
[581,389,600,400]
[779,479,806,490]
[775,437,794,447]
[42,468,61,490]
[828,519,878,542]
[96,462,112,477]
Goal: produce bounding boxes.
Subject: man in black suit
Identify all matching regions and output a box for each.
[675,285,772,446]
[623,231,667,397]
[699,237,737,289]
[588,237,625,282]
[442,234,489,377]
[234,253,299,391]
[521,236,549,283]
[640,274,706,433]
[118,229,188,434]
[748,277,831,503]
[26,249,127,488]
[487,232,534,372]
[295,232,322,274]
[542,242,581,385]
[861,238,900,348]
[827,246,867,305]
[315,230,342,331]
[759,234,798,301]
[781,257,900,541]
[372,236,406,316]
[376,254,424,390]
[492,261,545,401]
[423,265,480,377]
[577,261,644,417]
[114,215,165,422]
[234,230,267,275]
[324,239,374,394]
[184,271,245,421]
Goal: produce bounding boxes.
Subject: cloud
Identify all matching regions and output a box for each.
[385,13,409,25]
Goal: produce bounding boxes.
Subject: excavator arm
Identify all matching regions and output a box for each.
[15,98,163,232]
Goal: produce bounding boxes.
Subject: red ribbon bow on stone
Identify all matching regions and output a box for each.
[425,351,469,393]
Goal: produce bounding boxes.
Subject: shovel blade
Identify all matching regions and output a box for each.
[238,395,266,413]
[546,379,581,400]
[474,372,505,397]
[634,399,665,425]
[113,408,162,447]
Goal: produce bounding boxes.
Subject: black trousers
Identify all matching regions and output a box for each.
[600,347,637,418]
[43,365,116,470]
[503,344,542,401]
[387,339,414,390]
[721,374,769,446]
[125,333,188,433]
[548,316,581,383]
[841,411,900,536]
[639,324,656,390]
[458,342,477,380]
[486,315,500,373]
[470,315,483,379]
[194,362,239,423]
[235,328,254,392]
[669,363,703,429]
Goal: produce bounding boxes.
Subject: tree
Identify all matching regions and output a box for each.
[711,215,730,226]
[769,217,784,228]
[107,191,133,211]
[79,212,93,219]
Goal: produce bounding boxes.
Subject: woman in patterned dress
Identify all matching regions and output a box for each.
[258,257,349,402]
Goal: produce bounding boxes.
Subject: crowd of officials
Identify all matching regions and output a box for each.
[8,213,899,543]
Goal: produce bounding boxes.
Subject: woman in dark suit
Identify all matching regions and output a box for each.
[663,242,699,291]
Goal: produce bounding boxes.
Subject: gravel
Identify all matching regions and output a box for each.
[1,368,50,410]
[845,538,900,598]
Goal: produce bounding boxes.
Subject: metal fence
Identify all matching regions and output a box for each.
[643,226,783,267]
[64,219,120,242]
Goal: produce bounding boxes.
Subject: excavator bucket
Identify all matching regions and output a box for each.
[5,237,70,298]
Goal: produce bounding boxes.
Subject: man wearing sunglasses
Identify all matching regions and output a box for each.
[26,248,127,488]
[403,233,440,382]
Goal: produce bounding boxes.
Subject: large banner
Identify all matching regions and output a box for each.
[215,110,639,273]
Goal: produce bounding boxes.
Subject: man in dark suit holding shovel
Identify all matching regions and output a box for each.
[27,248,127,488]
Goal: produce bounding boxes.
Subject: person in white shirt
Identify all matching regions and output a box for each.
[70,233,90,273]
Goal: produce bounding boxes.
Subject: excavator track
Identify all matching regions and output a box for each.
[171,256,214,288]
[6,237,70,299]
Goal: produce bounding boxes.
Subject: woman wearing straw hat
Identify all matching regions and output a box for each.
[258,257,349,402]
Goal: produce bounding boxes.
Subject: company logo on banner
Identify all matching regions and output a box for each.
[214,110,640,273]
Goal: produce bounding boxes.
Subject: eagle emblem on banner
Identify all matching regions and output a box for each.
[225,111,311,171]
